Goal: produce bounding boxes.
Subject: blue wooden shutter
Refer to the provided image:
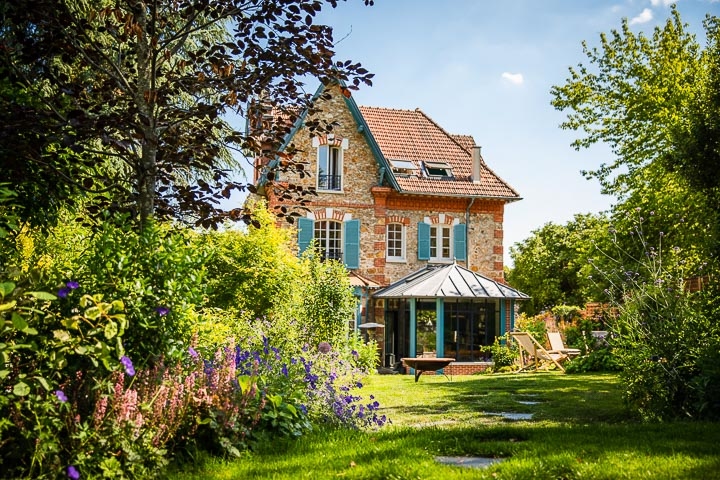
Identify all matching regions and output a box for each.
[417,222,430,260]
[344,219,360,269]
[454,223,467,261]
[297,218,314,256]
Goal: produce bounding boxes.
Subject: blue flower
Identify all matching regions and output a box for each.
[155,306,170,316]
[281,364,288,377]
[120,355,135,376]
[66,281,79,290]
[55,390,68,403]
[188,347,199,359]
[57,287,70,298]
[67,465,80,479]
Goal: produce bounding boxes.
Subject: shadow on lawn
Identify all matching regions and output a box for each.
[399,372,631,424]
[183,374,720,480]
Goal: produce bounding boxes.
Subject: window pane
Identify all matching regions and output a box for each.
[430,226,437,258]
[314,220,342,260]
[442,227,451,258]
[387,223,403,258]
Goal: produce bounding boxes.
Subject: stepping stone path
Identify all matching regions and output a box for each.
[434,394,542,469]
[483,411,534,420]
[435,456,503,469]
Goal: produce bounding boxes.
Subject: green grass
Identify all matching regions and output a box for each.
[173,373,720,479]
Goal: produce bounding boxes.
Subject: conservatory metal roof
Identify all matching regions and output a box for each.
[373,263,529,300]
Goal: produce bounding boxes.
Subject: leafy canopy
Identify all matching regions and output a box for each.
[0,0,375,229]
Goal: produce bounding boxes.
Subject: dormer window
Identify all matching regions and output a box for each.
[423,161,453,178]
[389,159,417,176]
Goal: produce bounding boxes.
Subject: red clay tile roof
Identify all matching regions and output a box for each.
[358,107,520,199]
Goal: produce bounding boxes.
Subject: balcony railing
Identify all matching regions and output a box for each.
[318,175,342,191]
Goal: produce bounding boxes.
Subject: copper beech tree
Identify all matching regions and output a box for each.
[0,0,374,229]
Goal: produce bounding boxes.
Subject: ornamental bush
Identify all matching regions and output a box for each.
[592,211,720,420]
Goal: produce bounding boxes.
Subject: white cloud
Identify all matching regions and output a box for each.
[629,8,653,25]
[501,72,524,85]
[650,0,678,6]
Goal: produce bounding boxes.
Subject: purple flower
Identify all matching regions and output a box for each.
[318,341,332,354]
[155,306,170,316]
[55,390,68,403]
[120,355,135,376]
[66,281,79,290]
[67,465,80,479]
[188,347,199,359]
[57,287,70,298]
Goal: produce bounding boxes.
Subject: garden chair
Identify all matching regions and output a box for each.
[547,331,581,360]
[509,332,568,373]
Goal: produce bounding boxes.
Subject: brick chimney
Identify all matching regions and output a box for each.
[472,145,482,183]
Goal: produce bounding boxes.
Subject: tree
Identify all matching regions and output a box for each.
[0,0,374,229]
[550,7,720,258]
[507,213,610,315]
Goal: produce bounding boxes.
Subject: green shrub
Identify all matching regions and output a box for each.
[0,280,135,478]
[565,347,621,373]
[485,336,518,371]
[593,212,720,420]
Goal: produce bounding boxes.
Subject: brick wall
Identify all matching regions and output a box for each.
[407,362,492,377]
[258,82,508,286]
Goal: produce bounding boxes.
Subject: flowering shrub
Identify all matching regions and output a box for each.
[591,211,720,420]
[1,291,389,479]
[0,280,133,478]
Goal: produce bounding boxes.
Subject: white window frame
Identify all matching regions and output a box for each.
[430,224,453,262]
[314,219,343,260]
[313,137,349,193]
[386,223,406,262]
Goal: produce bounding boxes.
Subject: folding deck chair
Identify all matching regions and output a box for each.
[509,332,568,372]
[547,331,581,360]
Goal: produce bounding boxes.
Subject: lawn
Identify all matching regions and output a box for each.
[174,372,720,479]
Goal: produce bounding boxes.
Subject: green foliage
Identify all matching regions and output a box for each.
[507,213,610,314]
[202,201,300,320]
[551,7,720,262]
[484,336,518,370]
[592,212,720,420]
[514,313,550,344]
[0,280,133,478]
[76,218,209,364]
[297,252,357,348]
[565,348,621,374]
[562,317,603,353]
[551,7,703,196]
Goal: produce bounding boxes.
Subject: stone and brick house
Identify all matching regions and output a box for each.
[251,80,527,373]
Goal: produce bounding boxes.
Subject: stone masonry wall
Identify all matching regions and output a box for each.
[264,83,507,286]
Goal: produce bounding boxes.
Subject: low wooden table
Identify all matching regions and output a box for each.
[401,357,455,382]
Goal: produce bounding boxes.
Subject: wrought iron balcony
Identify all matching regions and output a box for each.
[318,175,342,191]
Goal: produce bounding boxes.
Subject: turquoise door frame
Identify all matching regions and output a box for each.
[409,298,417,358]
[435,298,444,357]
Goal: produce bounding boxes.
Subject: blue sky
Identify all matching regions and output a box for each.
[303,0,717,266]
